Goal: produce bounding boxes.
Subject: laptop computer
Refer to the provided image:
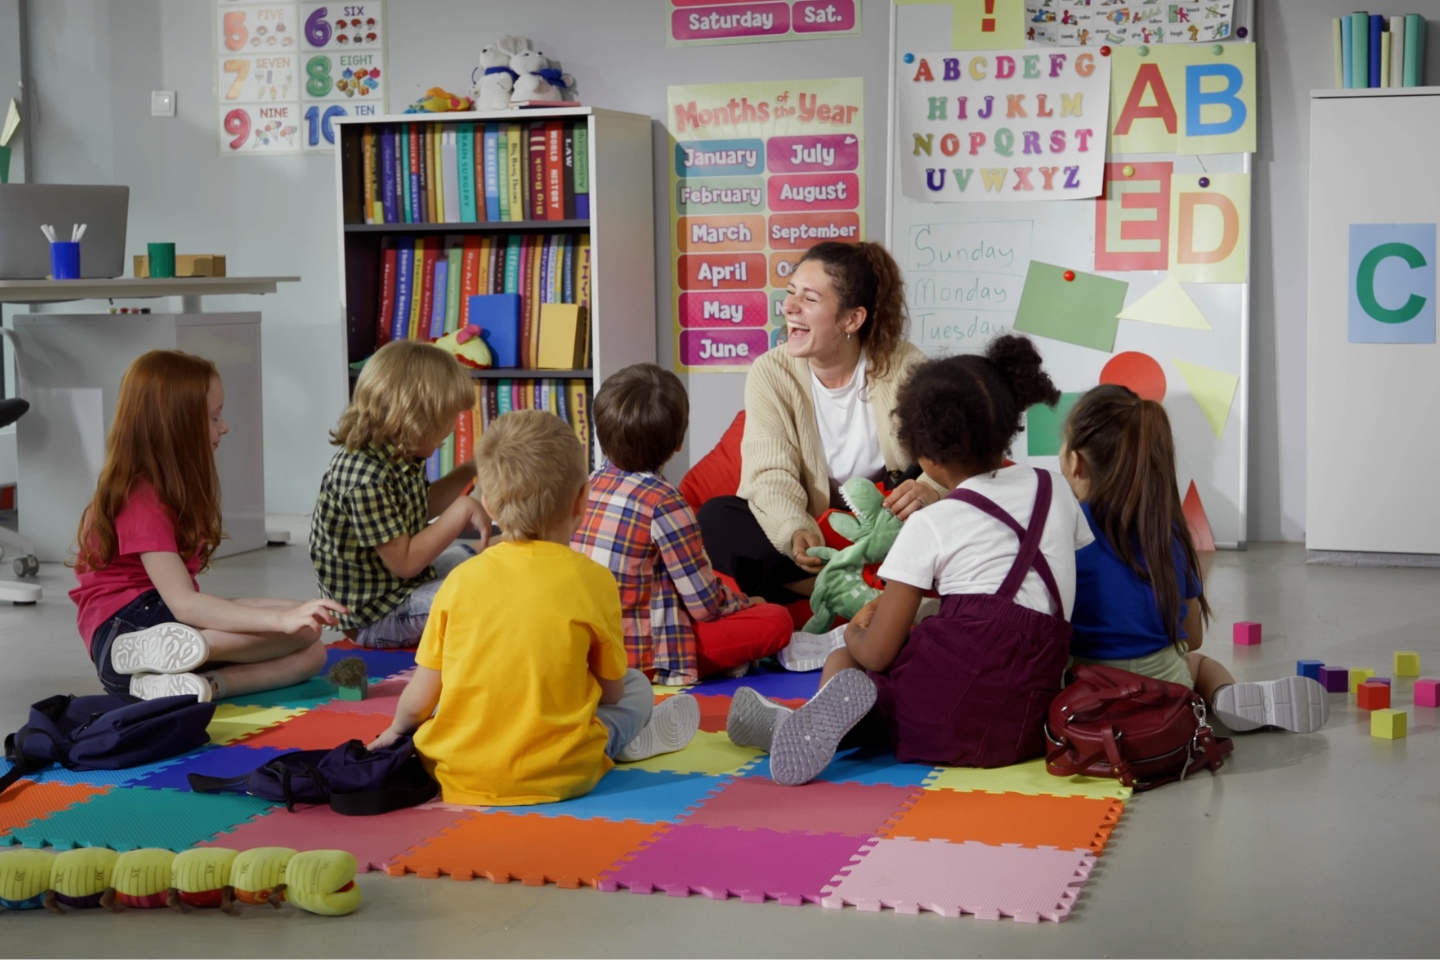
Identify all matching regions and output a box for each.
[0,184,130,279]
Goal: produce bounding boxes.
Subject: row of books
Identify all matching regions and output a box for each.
[359,120,590,225]
[1332,13,1427,88]
[376,232,592,368]
[426,378,594,483]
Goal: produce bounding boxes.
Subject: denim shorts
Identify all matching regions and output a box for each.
[90,590,178,695]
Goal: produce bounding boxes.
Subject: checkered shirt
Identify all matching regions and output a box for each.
[309,443,435,629]
[572,463,745,685]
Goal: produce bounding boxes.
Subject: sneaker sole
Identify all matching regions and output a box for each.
[110,623,208,675]
[1214,676,1329,733]
[770,669,876,786]
[617,693,701,762]
[777,627,846,673]
[726,687,791,752]
[129,672,212,702]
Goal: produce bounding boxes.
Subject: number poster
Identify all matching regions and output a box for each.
[215,1,388,156]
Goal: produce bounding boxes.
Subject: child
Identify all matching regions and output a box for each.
[309,340,489,648]
[71,350,346,702]
[1060,385,1329,732]
[368,410,702,805]
[728,335,1093,785]
[573,363,794,685]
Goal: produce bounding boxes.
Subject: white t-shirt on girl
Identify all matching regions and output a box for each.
[878,465,1094,617]
[810,352,885,484]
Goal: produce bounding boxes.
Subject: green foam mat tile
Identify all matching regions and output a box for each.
[222,676,341,710]
[5,786,273,851]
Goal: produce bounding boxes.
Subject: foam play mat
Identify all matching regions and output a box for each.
[0,644,1130,922]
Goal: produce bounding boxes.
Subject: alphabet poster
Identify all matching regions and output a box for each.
[667,78,865,372]
[898,49,1112,201]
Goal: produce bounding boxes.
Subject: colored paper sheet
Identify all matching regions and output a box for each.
[1171,358,1238,438]
[1013,261,1127,353]
[1095,161,1173,272]
[1026,391,1081,458]
[948,0,1024,50]
[898,48,1112,202]
[1182,480,1216,551]
[668,0,860,46]
[1109,43,1256,156]
[1168,173,1249,284]
[1347,223,1436,344]
[1100,351,1166,402]
[1,98,19,148]
[1117,277,1211,329]
[1025,0,1235,46]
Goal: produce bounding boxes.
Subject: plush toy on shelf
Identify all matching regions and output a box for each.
[403,86,474,114]
[509,46,578,104]
[471,36,525,110]
[433,323,494,370]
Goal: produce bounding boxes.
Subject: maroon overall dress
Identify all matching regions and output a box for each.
[871,468,1073,768]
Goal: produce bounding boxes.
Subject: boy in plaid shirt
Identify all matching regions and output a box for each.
[573,364,793,685]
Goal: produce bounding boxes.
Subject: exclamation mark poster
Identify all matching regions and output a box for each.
[894,0,1023,48]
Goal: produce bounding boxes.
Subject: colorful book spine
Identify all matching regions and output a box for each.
[561,122,576,220]
[561,235,575,304]
[527,125,547,221]
[426,449,441,482]
[1404,13,1424,86]
[376,237,397,349]
[361,126,377,224]
[455,407,473,468]
[1350,13,1368,90]
[459,236,482,328]
[545,122,564,221]
[1342,15,1354,88]
[567,379,590,466]
[442,126,461,223]
[419,125,433,222]
[444,242,463,334]
[1369,14,1384,88]
[392,237,415,343]
[1381,28,1391,88]
[410,238,430,340]
[400,123,414,223]
[427,125,440,223]
[506,124,525,222]
[456,123,477,222]
[439,432,455,478]
[496,129,510,221]
[498,379,513,416]
[503,235,522,294]
[483,126,501,221]
[430,257,448,338]
[577,234,592,310]
[525,234,543,367]
[379,127,399,224]
[573,122,590,220]
[408,124,423,223]
[1390,16,1406,87]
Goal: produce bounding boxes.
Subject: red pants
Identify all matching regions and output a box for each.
[694,600,794,677]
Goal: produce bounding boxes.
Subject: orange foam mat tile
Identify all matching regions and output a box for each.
[235,707,393,750]
[388,810,668,887]
[0,781,111,840]
[880,789,1125,854]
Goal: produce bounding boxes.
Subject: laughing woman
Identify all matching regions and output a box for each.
[698,241,947,605]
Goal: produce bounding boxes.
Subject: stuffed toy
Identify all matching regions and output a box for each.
[802,478,902,633]
[0,845,361,916]
[472,36,525,110]
[433,323,494,369]
[328,655,370,701]
[509,47,578,103]
[404,86,473,114]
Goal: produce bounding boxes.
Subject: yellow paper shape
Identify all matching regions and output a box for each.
[1169,173,1250,284]
[620,730,763,777]
[1118,277,1212,330]
[1172,358,1239,439]
[1,99,18,148]
[207,704,307,745]
[923,758,1133,800]
[1110,44,1257,156]
[893,0,1025,49]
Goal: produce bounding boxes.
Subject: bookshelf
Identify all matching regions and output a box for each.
[333,106,656,472]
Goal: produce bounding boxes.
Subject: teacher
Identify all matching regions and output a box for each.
[698,240,946,604]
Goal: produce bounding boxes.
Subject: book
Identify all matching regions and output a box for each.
[393,236,415,343]
[1342,15,1354,88]
[528,124,548,221]
[1350,13,1368,90]
[425,124,439,223]
[538,303,588,370]
[430,258,448,339]
[573,122,590,219]
[444,240,463,334]
[376,237,397,349]
[1369,14,1383,88]
[512,100,583,108]
[506,124,525,222]
[561,235,575,304]
[456,123,477,222]
[1333,18,1344,88]
[498,378,514,415]
[482,126,501,221]
[503,235,522,294]
[455,407,473,468]
[379,127,399,223]
[1405,13,1424,86]
[1381,28,1391,88]
[545,122,564,220]
[400,123,413,223]
[361,126,377,224]
[1390,15,1406,87]
[523,234,543,367]
[473,382,486,438]
[442,126,461,223]
[416,240,439,339]
[471,293,522,367]
[495,128,510,221]
[459,236,482,328]
[577,234,592,310]
[567,379,590,465]
[439,432,455,478]
[408,124,423,223]
[561,122,576,219]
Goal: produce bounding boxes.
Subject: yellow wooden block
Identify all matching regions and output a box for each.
[1349,668,1375,693]
[1394,651,1421,677]
[1371,708,1407,739]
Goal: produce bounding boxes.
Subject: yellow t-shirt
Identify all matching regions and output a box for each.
[412,540,628,805]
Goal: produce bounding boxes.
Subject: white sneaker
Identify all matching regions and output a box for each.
[726,686,794,752]
[617,693,700,762]
[1212,676,1330,733]
[770,669,877,786]
[110,623,208,675]
[129,672,213,703]
[777,626,847,672]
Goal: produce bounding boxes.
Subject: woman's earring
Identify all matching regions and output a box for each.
[846,331,852,340]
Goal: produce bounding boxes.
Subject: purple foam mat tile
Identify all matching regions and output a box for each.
[202,803,479,873]
[598,824,870,906]
[820,838,1096,922]
[128,744,289,791]
[0,753,194,789]
[689,663,822,700]
[324,645,417,679]
[5,787,274,852]
[682,776,922,838]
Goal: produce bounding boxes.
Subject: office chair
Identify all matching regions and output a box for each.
[0,397,42,604]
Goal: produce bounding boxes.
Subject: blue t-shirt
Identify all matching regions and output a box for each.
[1069,504,1201,660]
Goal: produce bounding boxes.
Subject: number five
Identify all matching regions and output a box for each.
[223,10,248,51]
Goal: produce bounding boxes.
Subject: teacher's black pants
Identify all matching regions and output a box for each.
[697,496,812,605]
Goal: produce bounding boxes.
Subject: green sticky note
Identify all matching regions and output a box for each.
[0,145,10,184]
[1013,261,1128,354]
[1026,391,1082,458]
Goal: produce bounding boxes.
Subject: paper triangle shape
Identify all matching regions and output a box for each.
[1118,277,1211,330]
[1183,481,1216,552]
[1171,358,1238,438]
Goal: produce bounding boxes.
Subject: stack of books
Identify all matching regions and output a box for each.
[1333,13,1428,88]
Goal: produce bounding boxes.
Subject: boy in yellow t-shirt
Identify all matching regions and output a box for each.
[369,410,700,805]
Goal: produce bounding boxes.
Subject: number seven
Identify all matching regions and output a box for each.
[223,59,251,101]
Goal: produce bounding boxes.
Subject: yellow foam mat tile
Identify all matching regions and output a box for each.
[206,704,309,745]
[923,759,1132,800]
[619,731,763,777]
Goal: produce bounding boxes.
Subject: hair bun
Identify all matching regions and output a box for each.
[985,334,1060,411]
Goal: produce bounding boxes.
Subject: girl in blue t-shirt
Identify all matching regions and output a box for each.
[1060,385,1328,734]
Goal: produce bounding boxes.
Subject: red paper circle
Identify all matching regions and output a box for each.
[1100,351,1167,402]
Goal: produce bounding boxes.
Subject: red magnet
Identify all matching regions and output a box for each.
[1063,270,1076,282]
[1100,45,1111,56]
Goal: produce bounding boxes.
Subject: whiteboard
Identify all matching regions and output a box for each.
[886,3,1253,548]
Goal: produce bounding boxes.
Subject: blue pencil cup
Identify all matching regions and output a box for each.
[50,242,81,280]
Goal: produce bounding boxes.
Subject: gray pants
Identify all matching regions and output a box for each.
[598,669,655,758]
[351,543,478,649]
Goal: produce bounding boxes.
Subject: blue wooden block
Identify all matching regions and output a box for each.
[1297,659,1324,681]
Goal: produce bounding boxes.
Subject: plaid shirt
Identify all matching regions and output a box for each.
[572,463,745,685]
[309,443,435,629]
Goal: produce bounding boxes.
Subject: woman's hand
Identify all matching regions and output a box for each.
[790,529,825,574]
[883,479,940,521]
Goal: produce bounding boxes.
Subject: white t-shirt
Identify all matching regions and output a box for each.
[878,465,1094,617]
[809,353,885,484]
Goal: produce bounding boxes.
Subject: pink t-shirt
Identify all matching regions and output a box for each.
[69,481,202,651]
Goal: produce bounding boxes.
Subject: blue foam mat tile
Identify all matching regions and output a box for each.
[222,676,340,710]
[0,753,193,788]
[527,769,730,825]
[6,786,274,851]
[741,748,941,788]
[324,646,417,679]
[690,662,822,700]
[128,743,290,792]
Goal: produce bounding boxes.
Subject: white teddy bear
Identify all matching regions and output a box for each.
[472,36,525,110]
[509,47,578,103]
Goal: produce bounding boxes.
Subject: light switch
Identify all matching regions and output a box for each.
[151,90,176,117]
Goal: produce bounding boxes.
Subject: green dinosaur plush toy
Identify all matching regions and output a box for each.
[802,477,903,633]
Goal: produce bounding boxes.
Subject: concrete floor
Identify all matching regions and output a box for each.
[1,535,1436,957]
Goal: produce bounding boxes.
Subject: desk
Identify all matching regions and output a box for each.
[1,277,298,564]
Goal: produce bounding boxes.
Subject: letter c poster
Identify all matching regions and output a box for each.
[668,78,865,372]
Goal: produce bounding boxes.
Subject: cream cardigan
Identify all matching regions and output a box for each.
[737,340,945,553]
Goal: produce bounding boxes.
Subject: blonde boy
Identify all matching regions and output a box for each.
[309,340,488,648]
[370,410,700,805]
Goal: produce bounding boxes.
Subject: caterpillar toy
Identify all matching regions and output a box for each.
[0,846,361,916]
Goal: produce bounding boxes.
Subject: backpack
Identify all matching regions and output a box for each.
[187,736,439,816]
[1,693,216,795]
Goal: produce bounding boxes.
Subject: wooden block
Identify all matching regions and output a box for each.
[1371,708,1407,739]
[1357,681,1390,711]
[1414,679,1440,708]
[1318,665,1348,693]
[1233,621,1262,645]
[1394,651,1421,677]
[1349,668,1375,694]
[1297,659,1324,680]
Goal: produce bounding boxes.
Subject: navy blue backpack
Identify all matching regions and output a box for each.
[1,693,216,795]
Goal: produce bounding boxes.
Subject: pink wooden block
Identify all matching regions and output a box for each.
[1415,679,1440,708]
[1233,622,1262,645]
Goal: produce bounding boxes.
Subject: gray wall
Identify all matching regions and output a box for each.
[19,0,1438,539]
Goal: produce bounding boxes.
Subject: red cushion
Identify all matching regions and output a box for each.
[679,411,747,511]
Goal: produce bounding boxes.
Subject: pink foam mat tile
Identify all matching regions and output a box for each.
[202,803,479,873]
[682,776,923,837]
[309,677,411,715]
[820,838,1096,922]
[597,824,870,906]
